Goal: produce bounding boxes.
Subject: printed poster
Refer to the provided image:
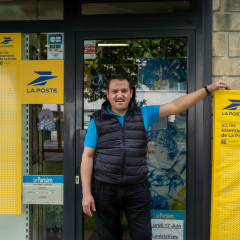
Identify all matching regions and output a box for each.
[211,90,240,240]
[37,109,56,131]
[141,57,187,239]
[23,175,64,205]
[84,40,96,59]
[152,219,184,240]
[47,33,64,60]
[138,58,186,91]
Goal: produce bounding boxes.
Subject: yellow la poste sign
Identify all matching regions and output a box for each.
[21,60,64,104]
[211,90,240,240]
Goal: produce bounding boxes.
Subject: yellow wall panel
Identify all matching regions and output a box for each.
[211,90,240,239]
[0,33,21,214]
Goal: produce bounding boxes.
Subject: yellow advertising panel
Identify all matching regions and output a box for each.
[0,33,21,214]
[21,60,64,104]
[211,90,240,240]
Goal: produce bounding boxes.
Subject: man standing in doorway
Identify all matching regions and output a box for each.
[81,74,230,240]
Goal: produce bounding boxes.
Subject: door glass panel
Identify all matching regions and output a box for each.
[21,32,64,240]
[83,38,187,240]
[30,104,64,240]
[81,1,190,15]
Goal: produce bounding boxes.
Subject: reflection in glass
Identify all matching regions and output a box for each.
[0,0,63,21]
[22,33,48,60]
[82,1,190,15]
[84,38,187,240]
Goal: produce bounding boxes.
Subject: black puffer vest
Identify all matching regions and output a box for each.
[92,100,148,185]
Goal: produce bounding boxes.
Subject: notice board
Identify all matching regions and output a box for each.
[211,90,240,240]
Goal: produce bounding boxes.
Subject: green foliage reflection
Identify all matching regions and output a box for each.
[84,38,187,103]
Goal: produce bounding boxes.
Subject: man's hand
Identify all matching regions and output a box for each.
[208,79,231,92]
[82,192,96,217]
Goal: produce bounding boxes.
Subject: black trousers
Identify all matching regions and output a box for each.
[92,178,152,240]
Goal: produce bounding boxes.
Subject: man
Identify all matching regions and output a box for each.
[81,74,231,240]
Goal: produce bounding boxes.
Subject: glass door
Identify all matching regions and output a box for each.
[76,30,195,240]
[83,38,187,239]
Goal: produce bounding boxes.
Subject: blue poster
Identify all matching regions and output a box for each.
[140,57,187,239]
[138,58,186,91]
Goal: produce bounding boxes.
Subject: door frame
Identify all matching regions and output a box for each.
[0,0,212,239]
[76,29,196,240]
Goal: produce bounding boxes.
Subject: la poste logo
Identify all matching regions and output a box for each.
[21,60,64,104]
[222,99,240,116]
[0,37,13,44]
[0,37,13,47]
[27,71,58,93]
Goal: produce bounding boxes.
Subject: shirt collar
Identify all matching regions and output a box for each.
[107,104,126,117]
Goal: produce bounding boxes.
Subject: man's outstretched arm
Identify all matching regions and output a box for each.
[158,80,231,119]
[81,146,96,217]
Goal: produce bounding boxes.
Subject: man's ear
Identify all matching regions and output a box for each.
[106,89,109,98]
[130,88,133,97]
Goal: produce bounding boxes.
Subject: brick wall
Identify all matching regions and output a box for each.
[213,0,240,89]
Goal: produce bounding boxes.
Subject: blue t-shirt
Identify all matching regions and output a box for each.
[84,105,160,148]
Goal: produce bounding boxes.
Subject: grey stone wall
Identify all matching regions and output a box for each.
[213,0,240,89]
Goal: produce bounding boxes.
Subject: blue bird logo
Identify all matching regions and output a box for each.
[27,71,57,86]
[1,37,13,44]
[223,100,240,111]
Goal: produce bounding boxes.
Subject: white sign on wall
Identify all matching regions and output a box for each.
[23,175,64,205]
[151,219,184,240]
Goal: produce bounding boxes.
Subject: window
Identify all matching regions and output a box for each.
[81,1,190,15]
[0,1,63,21]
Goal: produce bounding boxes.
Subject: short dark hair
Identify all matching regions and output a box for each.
[107,74,132,91]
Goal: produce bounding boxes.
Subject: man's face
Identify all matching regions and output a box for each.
[106,79,133,112]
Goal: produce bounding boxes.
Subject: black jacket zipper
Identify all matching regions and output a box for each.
[108,114,127,184]
[121,123,126,183]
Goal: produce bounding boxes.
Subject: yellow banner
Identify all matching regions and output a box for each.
[211,90,240,239]
[0,33,21,214]
[21,60,64,104]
